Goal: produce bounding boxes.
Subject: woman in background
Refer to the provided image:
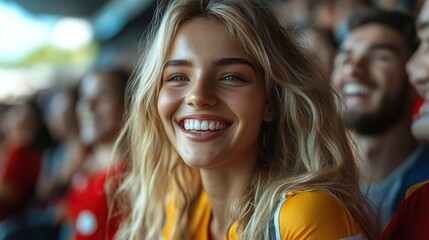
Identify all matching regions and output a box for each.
[0,98,54,221]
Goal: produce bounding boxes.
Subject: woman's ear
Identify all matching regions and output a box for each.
[262,103,275,122]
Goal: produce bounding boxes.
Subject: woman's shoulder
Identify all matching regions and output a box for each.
[274,189,364,240]
[281,189,347,212]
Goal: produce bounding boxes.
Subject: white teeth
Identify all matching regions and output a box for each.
[343,83,369,96]
[193,120,201,130]
[209,121,215,130]
[201,120,209,130]
[183,119,227,131]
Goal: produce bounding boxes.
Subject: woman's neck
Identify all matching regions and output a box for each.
[200,158,257,240]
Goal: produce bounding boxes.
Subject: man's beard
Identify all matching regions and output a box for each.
[345,88,411,135]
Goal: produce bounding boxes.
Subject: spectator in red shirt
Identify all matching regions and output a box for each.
[0,99,55,221]
[61,68,129,240]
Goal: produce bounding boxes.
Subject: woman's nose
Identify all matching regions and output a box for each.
[184,77,218,108]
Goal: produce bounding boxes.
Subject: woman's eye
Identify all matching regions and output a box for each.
[219,74,250,87]
[222,75,246,82]
[167,75,187,82]
[224,75,238,81]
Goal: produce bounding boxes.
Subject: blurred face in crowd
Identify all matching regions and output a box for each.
[407,0,429,142]
[2,103,38,144]
[46,92,78,141]
[332,23,413,135]
[77,73,125,145]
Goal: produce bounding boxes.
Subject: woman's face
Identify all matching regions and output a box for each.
[46,92,77,141]
[157,17,273,169]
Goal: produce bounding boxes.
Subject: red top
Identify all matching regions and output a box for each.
[382,181,429,240]
[66,165,124,240]
[0,143,42,220]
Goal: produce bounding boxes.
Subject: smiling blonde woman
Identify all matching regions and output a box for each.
[112,0,380,239]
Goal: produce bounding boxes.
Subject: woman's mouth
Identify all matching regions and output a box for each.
[182,119,230,132]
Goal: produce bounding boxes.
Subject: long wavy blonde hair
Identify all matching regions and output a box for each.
[113,0,380,239]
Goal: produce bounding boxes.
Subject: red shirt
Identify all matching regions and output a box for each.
[66,165,123,240]
[0,143,42,220]
[382,181,429,240]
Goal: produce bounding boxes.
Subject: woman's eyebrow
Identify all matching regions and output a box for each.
[164,59,192,68]
[163,58,256,72]
[212,58,256,72]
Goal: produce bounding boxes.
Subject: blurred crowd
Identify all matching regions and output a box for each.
[0,0,427,239]
[0,68,130,239]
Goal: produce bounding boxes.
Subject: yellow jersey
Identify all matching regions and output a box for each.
[162,190,365,240]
